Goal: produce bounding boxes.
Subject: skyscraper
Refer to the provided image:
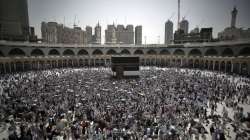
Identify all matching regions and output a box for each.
[231,6,238,28]
[135,26,142,45]
[41,22,86,44]
[105,24,116,44]
[180,18,189,35]
[94,22,101,44]
[86,26,92,44]
[105,24,134,44]
[0,0,30,41]
[165,20,173,45]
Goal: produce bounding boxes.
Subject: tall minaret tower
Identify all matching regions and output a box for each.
[95,22,101,44]
[231,6,238,28]
[177,0,181,30]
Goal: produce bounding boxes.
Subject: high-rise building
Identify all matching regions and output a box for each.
[41,22,86,44]
[180,18,189,35]
[165,20,173,45]
[125,25,134,44]
[174,27,213,44]
[105,24,134,44]
[218,6,250,40]
[86,26,92,44]
[135,26,142,45]
[93,22,101,44]
[190,27,200,34]
[105,24,116,44]
[231,6,238,28]
[0,0,31,41]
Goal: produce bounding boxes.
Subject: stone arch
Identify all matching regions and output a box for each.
[120,49,131,55]
[106,49,117,55]
[93,49,103,55]
[147,49,157,55]
[159,49,170,55]
[78,49,89,55]
[189,49,202,56]
[49,49,60,55]
[222,48,234,57]
[31,49,44,56]
[134,49,144,55]
[173,49,185,56]
[239,47,250,56]
[205,48,218,56]
[63,49,75,56]
[8,48,26,56]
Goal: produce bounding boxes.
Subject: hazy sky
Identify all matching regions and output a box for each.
[28,0,250,44]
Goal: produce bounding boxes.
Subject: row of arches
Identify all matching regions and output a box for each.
[1,58,249,76]
[1,47,250,57]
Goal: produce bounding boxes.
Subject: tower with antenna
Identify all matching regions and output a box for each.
[177,0,181,30]
[231,6,238,28]
[94,21,101,44]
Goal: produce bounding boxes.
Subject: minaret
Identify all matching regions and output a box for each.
[231,6,238,28]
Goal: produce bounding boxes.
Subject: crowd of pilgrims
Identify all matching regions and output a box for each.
[0,67,250,140]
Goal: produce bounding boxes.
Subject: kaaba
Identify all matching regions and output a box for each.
[111,56,140,78]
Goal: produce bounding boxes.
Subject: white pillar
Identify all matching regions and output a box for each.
[231,62,234,73]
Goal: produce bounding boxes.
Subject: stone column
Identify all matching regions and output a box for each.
[37,61,40,70]
[9,63,11,73]
[22,62,25,71]
[239,63,242,74]
[231,62,234,73]
[207,61,210,70]
[14,63,16,72]
[213,61,215,71]
[224,62,227,72]
[3,63,6,73]
[218,62,221,71]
